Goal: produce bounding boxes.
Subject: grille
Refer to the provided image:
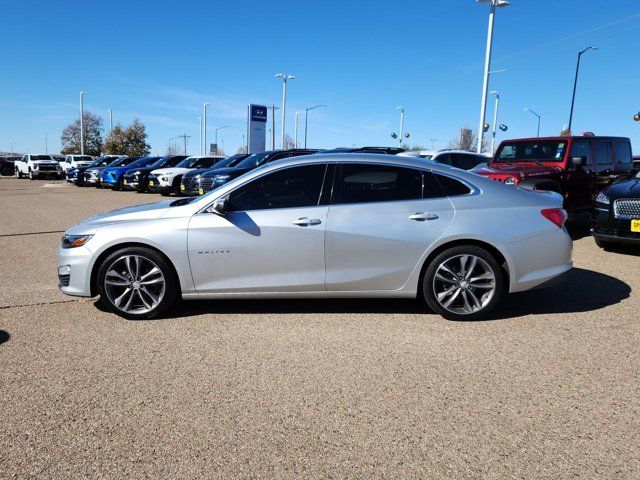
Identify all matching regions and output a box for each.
[614,198,640,219]
[58,273,70,287]
[182,176,194,190]
[38,164,57,172]
[199,177,214,191]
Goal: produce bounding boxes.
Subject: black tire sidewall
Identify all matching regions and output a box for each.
[96,246,178,320]
[422,245,504,321]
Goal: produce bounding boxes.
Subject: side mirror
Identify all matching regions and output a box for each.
[207,197,228,216]
[571,156,587,167]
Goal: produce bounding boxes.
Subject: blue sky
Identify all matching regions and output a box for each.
[1,0,639,156]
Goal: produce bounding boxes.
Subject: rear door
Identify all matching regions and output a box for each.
[324,163,454,291]
[565,139,594,209]
[593,140,615,194]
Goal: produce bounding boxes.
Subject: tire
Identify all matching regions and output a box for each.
[96,246,178,320]
[16,168,23,179]
[160,188,171,197]
[29,169,36,180]
[594,235,618,250]
[421,245,504,321]
[113,178,123,191]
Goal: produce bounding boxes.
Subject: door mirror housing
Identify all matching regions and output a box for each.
[571,156,587,167]
[207,197,228,216]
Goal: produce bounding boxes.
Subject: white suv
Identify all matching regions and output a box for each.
[15,154,63,180]
[60,154,94,174]
[397,149,489,170]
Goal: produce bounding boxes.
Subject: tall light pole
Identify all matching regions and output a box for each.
[44,133,48,154]
[304,104,326,149]
[10,140,13,156]
[475,0,510,153]
[107,109,113,134]
[396,106,405,147]
[198,117,202,155]
[489,91,500,153]
[79,91,86,155]
[215,125,230,154]
[275,73,294,149]
[568,46,597,133]
[524,108,541,137]
[294,112,302,148]
[203,103,209,155]
[430,138,438,150]
[267,105,279,150]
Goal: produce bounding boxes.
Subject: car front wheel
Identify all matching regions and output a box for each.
[422,245,504,321]
[96,247,178,320]
[16,168,23,179]
[29,169,36,180]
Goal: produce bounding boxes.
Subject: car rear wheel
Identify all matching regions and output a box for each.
[96,247,178,320]
[422,245,504,321]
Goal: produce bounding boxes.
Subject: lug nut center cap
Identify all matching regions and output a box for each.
[132,281,141,289]
[459,280,469,289]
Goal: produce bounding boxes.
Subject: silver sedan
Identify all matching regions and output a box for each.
[57,154,572,320]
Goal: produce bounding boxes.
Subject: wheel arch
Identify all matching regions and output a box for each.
[90,241,182,297]
[416,238,510,296]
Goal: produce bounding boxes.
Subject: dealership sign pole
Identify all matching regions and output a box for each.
[247,104,267,154]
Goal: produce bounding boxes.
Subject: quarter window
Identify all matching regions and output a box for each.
[612,141,631,164]
[228,164,326,211]
[434,173,471,196]
[333,164,423,204]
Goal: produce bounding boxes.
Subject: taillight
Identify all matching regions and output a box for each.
[541,208,568,228]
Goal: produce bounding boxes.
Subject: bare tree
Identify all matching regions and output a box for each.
[448,127,487,152]
[236,145,248,154]
[283,134,295,150]
[164,143,182,156]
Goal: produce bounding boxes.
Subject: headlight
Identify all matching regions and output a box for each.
[61,234,94,249]
[32,164,39,169]
[214,175,231,183]
[56,165,62,171]
[595,192,610,206]
[504,177,517,186]
[160,176,169,182]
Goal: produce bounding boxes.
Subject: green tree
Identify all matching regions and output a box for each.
[103,120,151,156]
[60,112,103,156]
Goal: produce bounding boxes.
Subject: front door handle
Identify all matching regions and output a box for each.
[409,212,439,221]
[293,217,322,226]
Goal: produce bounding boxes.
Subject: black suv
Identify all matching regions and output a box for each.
[198,149,319,194]
[180,154,249,196]
[122,155,187,192]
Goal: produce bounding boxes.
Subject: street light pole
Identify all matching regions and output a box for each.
[304,104,326,149]
[198,117,202,155]
[568,46,597,133]
[45,133,48,154]
[294,112,302,148]
[203,103,209,155]
[396,106,405,148]
[524,108,541,137]
[79,91,86,155]
[476,0,510,153]
[275,73,294,149]
[107,109,113,134]
[489,91,500,153]
[215,125,230,154]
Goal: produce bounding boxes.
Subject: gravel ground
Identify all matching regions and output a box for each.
[1,177,639,479]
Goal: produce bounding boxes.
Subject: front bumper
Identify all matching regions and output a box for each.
[57,245,94,297]
[122,178,140,190]
[592,207,640,244]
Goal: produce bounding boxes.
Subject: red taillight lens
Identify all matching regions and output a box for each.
[541,208,568,228]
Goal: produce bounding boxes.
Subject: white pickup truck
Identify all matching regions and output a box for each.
[14,154,63,180]
[59,154,94,174]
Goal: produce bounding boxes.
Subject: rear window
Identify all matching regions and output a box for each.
[594,142,611,165]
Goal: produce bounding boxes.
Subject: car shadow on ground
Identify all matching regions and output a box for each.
[140,267,629,321]
[0,330,10,345]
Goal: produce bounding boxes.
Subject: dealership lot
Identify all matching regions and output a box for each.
[1,178,639,478]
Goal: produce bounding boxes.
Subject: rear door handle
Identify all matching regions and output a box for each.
[409,212,439,221]
[293,217,322,226]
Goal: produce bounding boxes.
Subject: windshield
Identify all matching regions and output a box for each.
[75,156,93,162]
[234,151,274,169]
[128,157,160,168]
[176,157,220,168]
[495,140,567,163]
[151,156,186,169]
[31,155,54,161]
[108,157,136,167]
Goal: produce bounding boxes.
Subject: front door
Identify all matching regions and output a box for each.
[324,163,454,291]
[188,164,329,293]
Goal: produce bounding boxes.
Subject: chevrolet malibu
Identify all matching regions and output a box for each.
[57,155,572,321]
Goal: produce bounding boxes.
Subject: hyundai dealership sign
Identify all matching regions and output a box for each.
[247,104,267,153]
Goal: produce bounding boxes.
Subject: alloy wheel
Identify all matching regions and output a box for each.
[432,254,496,315]
[103,254,166,315]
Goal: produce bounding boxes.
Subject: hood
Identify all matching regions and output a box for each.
[603,176,640,199]
[69,200,175,233]
[151,167,190,175]
[473,163,561,178]
[124,167,154,176]
[202,166,249,179]
[183,168,211,178]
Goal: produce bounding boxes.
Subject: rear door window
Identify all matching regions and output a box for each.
[570,141,592,167]
[612,141,631,165]
[594,142,611,165]
[333,164,423,204]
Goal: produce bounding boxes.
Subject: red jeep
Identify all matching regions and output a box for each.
[473,135,634,211]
